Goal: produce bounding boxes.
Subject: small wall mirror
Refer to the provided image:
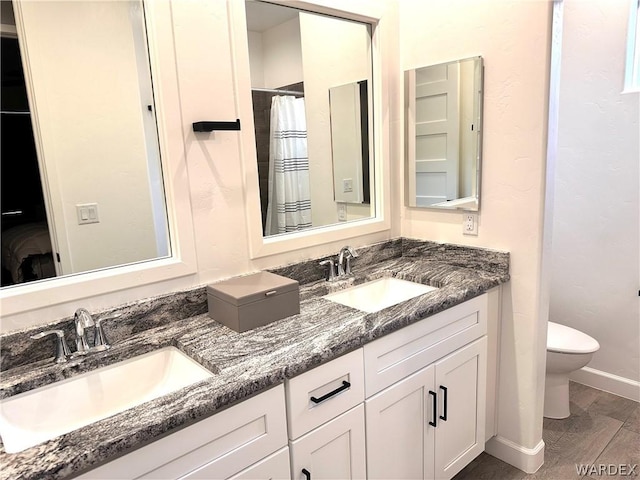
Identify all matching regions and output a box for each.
[329,80,370,205]
[244,0,374,237]
[404,56,483,210]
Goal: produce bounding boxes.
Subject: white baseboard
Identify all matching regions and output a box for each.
[485,436,545,474]
[570,367,640,402]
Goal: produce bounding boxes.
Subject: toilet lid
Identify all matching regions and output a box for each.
[547,321,600,354]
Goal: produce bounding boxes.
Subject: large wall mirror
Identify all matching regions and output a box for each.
[1,0,170,289]
[244,0,375,238]
[405,56,483,210]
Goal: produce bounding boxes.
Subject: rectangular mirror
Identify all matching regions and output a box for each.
[244,0,374,237]
[405,56,483,210]
[329,80,371,205]
[1,0,170,288]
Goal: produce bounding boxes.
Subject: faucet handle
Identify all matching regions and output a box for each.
[338,246,359,276]
[345,246,359,257]
[93,315,117,351]
[30,330,71,363]
[344,246,358,275]
[319,259,337,281]
[344,256,355,275]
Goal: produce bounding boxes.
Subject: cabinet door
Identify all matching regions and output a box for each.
[290,404,366,480]
[365,365,436,480]
[228,447,291,480]
[433,337,487,479]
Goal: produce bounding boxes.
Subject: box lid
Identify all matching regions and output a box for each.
[207,271,299,306]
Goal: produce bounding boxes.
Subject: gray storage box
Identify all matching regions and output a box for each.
[207,271,300,332]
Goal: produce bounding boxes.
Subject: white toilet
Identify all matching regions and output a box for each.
[544,321,600,419]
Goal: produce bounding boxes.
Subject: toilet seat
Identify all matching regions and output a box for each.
[547,321,600,354]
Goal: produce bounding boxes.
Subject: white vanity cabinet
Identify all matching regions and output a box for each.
[364,294,489,480]
[76,290,498,480]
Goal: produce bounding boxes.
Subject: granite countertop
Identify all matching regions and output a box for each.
[0,239,509,480]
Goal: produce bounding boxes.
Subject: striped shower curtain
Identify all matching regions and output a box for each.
[265,95,312,236]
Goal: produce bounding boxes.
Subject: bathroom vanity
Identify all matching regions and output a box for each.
[0,239,509,479]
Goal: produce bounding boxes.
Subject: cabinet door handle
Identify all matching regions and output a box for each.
[310,380,351,404]
[439,385,448,421]
[428,390,437,427]
[302,468,311,480]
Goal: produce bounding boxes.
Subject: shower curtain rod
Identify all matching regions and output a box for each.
[252,87,304,96]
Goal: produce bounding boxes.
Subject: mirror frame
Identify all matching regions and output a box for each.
[230,0,391,259]
[0,0,197,321]
[404,56,483,211]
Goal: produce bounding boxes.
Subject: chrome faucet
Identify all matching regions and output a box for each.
[74,308,112,354]
[320,246,359,281]
[30,308,113,363]
[74,308,95,355]
[337,246,358,276]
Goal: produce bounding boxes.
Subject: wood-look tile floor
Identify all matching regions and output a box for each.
[454,382,640,480]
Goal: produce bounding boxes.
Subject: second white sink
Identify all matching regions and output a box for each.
[324,277,437,313]
[0,346,213,453]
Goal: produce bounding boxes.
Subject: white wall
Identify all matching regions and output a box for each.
[247,31,265,87]
[550,0,640,391]
[18,1,160,274]
[262,17,303,88]
[399,0,552,470]
[248,16,303,90]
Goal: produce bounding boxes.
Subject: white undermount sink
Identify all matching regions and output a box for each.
[324,277,438,313]
[0,346,213,453]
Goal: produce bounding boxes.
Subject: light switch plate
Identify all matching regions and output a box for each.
[77,203,99,225]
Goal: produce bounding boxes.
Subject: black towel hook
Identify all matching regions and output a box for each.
[192,119,241,132]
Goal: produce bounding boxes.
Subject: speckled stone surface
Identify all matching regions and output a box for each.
[0,287,208,372]
[0,239,509,480]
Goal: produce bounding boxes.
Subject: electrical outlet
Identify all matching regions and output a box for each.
[337,203,347,221]
[343,178,353,193]
[463,213,478,236]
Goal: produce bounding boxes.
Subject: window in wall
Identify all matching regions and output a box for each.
[625,0,640,91]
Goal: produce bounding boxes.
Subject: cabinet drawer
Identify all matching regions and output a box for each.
[80,385,287,480]
[227,446,290,480]
[286,349,364,439]
[364,294,487,397]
